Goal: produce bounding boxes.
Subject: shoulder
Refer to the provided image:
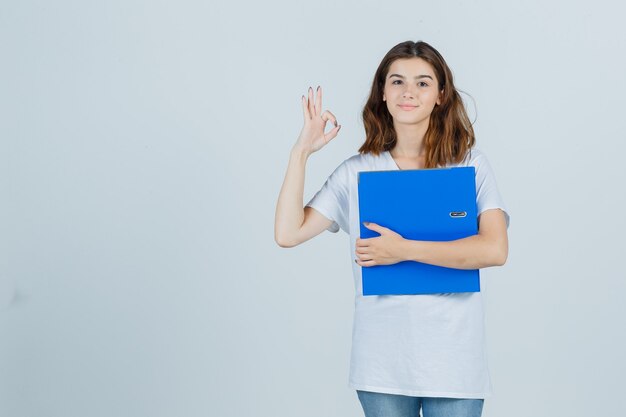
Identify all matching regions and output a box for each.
[327,151,388,186]
[463,146,485,163]
[458,147,492,169]
[330,152,369,174]
[339,151,385,170]
[344,152,374,165]
[321,154,363,187]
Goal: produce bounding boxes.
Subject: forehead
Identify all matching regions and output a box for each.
[387,57,436,78]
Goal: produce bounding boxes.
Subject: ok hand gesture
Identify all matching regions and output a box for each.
[294,86,341,156]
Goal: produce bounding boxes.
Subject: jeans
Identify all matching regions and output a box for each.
[356,390,484,417]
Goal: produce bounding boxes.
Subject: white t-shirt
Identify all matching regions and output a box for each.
[305,147,510,399]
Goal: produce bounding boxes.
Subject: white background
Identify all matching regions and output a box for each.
[1,1,625,416]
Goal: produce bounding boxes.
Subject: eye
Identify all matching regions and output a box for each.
[391,80,429,87]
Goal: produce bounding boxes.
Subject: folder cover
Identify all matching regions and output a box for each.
[357,167,479,296]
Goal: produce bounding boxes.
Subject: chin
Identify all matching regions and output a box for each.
[394,117,427,125]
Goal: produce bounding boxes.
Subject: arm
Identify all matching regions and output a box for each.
[274,146,334,248]
[355,208,508,269]
[274,85,341,248]
[400,208,509,269]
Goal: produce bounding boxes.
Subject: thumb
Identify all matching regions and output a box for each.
[324,124,341,144]
[363,222,386,233]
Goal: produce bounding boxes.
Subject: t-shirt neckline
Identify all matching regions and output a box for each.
[384,150,401,171]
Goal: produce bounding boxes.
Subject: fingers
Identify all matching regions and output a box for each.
[301,87,315,120]
[355,238,369,247]
[321,110,338,127]
[355,243,375,266]
[302,86,338,125]
[355,247,371,264]
[324,123,341,144]
[308,86,315,117]
[355,258,375,267]
[301,94,310,120]
[321,109,340,143]
[315,85,322,115]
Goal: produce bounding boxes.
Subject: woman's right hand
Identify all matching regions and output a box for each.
[293,86,341,156]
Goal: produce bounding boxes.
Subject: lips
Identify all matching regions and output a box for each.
[398,104,417,110]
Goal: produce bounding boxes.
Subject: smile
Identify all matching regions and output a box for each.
[398,105,417,111]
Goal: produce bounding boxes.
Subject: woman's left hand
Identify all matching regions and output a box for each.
[355,222,407,267]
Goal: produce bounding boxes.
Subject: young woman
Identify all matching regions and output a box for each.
[274,40,510,417]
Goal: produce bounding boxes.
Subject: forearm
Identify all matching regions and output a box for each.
[400,234,505,270]
[274,146,310,245]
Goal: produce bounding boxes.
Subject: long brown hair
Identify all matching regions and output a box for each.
[358,40,475,168]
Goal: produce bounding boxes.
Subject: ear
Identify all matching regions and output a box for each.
[383,92,386,101]
[436,89,443,106]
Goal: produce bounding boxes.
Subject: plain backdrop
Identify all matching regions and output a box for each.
[2,1,625,416]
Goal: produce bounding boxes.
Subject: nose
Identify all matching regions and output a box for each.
[402,84,418,98]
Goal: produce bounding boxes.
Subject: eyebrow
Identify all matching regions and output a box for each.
[388,73,434,80]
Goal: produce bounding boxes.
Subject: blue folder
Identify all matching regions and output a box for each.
[357,166,479,296]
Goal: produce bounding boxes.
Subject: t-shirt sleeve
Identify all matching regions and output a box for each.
[305,160,350,234]
[471,151,511,229]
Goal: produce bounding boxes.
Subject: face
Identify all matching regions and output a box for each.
[382,57,443,127]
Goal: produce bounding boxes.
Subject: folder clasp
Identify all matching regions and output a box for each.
[450,211,467,218]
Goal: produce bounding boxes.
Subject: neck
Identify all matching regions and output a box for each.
[390,119,429,158]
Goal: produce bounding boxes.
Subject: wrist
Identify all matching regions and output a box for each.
[290,145,311,160]
[399,238,411,262]
[400,238,418,262]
